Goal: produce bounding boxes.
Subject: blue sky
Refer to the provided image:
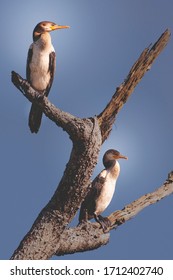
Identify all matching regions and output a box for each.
[0,0,173,260]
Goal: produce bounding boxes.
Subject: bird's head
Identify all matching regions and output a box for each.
[103,149,128,169]
[33,21,70,41]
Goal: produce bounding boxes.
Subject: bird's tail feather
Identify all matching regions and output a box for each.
[28,103,43,133]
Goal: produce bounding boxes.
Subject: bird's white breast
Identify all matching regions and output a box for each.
[29,42,55,91]
[95,161,120,215]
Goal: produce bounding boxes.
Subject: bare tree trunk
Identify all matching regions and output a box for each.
[10,30,171,260]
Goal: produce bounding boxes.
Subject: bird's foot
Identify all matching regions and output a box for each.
[35,92,44,100]
[94,214,111,233]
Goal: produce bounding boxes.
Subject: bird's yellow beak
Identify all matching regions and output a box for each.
[51,25,70,31]
[115,154,128,160]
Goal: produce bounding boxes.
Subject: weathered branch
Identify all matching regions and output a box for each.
[10,30,171,259]
[10,118,102,260]
[55,171,173,256]
[11,71,92,142]
[97,29,171,141]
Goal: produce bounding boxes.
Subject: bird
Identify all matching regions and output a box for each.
[26,21,69,133]
[79,149,128,231]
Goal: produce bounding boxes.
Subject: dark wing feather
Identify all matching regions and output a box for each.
[26,45,33,81]
[45,51,56,97]
[79,174,106,222]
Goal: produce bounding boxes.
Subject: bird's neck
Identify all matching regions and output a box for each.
[106,160,120,179]
[33,32,52,49]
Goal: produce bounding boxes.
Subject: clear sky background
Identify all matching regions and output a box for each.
[0,0,173,260]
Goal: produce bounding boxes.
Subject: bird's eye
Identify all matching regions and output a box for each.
[42,23,46,26]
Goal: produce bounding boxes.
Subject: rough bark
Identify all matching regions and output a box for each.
[10,29,171,259]
[97,29,171,141]
[10,118,102,260]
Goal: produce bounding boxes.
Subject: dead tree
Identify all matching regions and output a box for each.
[10,30,172,260]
